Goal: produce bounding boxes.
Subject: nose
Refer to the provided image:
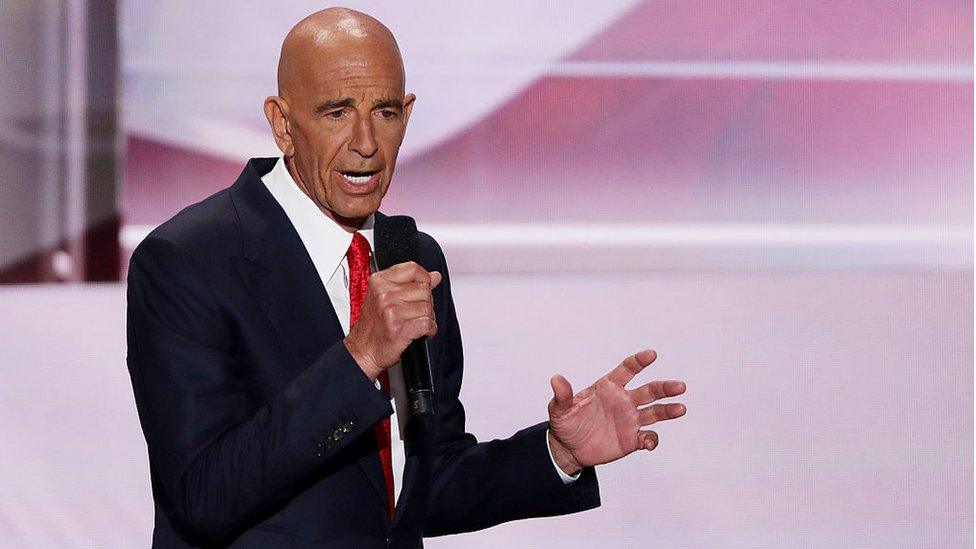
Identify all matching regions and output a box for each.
[349,114,378,158]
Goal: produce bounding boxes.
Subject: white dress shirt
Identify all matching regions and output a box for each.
[261,157,578,498]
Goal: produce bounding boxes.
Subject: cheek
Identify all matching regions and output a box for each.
[301,134,344,190]
[300,123,345,155]
[378,126,405,163]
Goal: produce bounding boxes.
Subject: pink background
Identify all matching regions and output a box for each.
[1,1,972,547]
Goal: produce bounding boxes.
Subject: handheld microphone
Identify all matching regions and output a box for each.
[374,215,435,417]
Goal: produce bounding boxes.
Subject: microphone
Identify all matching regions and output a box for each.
[374,215,435,417]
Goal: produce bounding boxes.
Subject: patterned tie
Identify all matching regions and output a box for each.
[346,232,396,520]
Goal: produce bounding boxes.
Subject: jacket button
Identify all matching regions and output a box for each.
[342,420,354,433]
[333,427,344,440]
[384,537,390,546]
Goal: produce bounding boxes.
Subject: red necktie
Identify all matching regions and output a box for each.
[346,232,396,520]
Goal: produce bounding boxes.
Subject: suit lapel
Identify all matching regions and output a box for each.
[228,158,390,510]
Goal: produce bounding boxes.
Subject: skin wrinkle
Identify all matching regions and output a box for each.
[265,7,413,233]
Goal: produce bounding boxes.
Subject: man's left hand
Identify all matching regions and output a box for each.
[547,349,686,476]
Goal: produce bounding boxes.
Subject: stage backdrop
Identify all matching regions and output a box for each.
[1,1,972,547]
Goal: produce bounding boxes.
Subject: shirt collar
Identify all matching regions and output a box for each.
[261,157,374,279]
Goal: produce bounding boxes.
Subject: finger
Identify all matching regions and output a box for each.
[628,380,686,406]
[402,315,438,340]
[387,281,436,303]
[606,349,657,386]
[637,403,686,426]
[429,271,442,289]
[549,374,574,412]
[382,261,431,284]
[637,430,659,451]
[392,301,435,325]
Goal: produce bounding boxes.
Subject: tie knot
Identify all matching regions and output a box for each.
[346,232,371,271]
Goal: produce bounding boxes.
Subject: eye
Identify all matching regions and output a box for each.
[378,109,398,119]
[325,109,347,120]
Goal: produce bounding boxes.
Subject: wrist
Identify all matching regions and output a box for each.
[547,430,582,476]
[343,337,381,381]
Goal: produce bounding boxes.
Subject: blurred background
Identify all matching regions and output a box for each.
[0,1,972,547]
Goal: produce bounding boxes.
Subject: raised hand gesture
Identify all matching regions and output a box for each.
[547,349,687,475]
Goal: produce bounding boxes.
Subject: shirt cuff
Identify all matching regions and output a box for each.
[546,428,581,484]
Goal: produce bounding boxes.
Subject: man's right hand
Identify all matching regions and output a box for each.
[344,261,442,381]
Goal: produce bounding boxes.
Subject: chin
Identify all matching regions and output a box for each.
[335,198,382,222]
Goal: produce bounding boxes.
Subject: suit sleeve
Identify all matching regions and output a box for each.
[126,234,391,544]
[422,238,601,537]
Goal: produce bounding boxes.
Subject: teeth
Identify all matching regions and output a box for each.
[342,173,373,184]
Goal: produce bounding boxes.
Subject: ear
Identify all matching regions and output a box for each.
[263,96,294,156]
[402,92,416,132]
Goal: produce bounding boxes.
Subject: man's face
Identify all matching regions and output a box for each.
[275,43,414,228]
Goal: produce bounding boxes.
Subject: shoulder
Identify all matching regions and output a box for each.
[125,189,237,347]
[131,157,278,269]
[417,230,444,258]
[130,186,240,272]
[416,230,449,274]
[126,186,241,333]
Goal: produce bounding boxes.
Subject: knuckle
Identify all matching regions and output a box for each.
[411,317,427,334]
[401,322,417,341]
[409,262,428,278]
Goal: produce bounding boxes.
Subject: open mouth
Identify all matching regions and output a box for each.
[340,170,380,185]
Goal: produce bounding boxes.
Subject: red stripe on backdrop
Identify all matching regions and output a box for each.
[0,215,120,284]
[123,135,246,226]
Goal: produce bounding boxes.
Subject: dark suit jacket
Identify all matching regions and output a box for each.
[125,158,600,548]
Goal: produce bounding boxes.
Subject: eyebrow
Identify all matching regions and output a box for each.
[313,97,404,114]
[373,98,404,110]
[314,98,355,114]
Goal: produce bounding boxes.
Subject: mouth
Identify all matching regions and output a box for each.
[337,169,382,194]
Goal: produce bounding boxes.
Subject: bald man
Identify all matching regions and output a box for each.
[126,7,686,548]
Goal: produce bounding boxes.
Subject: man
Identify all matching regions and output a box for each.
[126,7,687,548]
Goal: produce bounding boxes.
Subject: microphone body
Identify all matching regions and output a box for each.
[374,215,435,417]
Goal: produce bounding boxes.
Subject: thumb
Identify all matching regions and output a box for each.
[429,271,443,289]
[549,374,574,411]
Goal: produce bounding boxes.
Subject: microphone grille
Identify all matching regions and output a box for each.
[374,215,419,270]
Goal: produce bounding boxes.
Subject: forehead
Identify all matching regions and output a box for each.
[302,47,404,100]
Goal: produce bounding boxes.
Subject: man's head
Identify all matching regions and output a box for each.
[264,7,414,231]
